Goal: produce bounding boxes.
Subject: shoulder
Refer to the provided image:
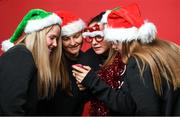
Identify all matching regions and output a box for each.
[127,57,138,69]
[125,57,153,88]
[1,44,32,58]
[84,48,96,56]
[80,48,97,60]
[0,45,35,67]
[127,57,151,76]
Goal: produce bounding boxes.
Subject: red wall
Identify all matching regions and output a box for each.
[0,0,179,54]
[0,0,179,115]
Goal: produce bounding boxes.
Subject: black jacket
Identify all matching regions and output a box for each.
[78,48,108,100]
[81,57,180,115]
[37,51,87,116]
[0,45,38,115]
[79,48,107,71]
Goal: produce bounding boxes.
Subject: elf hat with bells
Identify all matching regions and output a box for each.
[1,9,62,52]
[54,10,86,36]
[102,3,157,44]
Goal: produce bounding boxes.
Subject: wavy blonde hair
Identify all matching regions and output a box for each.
[121,39,180,95]
[20,25,70,98]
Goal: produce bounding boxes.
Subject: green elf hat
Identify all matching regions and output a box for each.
[1,9,62,52]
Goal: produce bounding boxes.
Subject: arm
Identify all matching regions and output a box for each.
[0,46,36,115]
[125,58,161,115]
[72,65,136,115]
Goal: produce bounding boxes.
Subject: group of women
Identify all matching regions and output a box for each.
[0,3,180,116]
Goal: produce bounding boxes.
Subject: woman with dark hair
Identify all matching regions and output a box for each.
[77,10,126,116]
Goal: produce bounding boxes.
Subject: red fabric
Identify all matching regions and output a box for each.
[54,10,80,27]
[82,101,91,116]
[89,54,126,116]
[108,3,143,28]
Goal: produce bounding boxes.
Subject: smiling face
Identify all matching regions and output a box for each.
[46,25,61,54]
[62,31,83,57]
[89,22,111,55]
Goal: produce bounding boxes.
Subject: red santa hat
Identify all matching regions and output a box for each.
[54,10,86,36]
[103,3,157,43]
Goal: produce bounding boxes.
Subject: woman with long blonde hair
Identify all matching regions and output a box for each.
[72,3,180,115]
[0,9,69,115]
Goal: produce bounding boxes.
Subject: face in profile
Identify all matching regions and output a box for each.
[111,41,122,52]
[46,25,61,55]
[61,31,83,57]
[87,22,111,55]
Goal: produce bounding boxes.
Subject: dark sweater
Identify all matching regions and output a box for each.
[37,51,86,116]
[81,57,180,115]
[0,45,38,115]
[79,48,107,71]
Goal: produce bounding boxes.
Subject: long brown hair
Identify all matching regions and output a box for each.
[121,39,180,95]
[21,25,70,98]
[103,48,118,67]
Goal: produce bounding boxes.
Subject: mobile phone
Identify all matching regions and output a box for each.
[73,64,84,68]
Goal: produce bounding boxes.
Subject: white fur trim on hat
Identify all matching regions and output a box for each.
[25,13,62,33]
[104,26,138,42]
[1,39,14,52]
[61,19,86,36]
[104,21,157,43]
[138,21,157,43]
[82,31,104,38]
[100,10,111,24]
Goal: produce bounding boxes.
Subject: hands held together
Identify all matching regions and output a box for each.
[72,64,91,91]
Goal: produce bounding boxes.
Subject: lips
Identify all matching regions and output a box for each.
[69,44,80,50]
[93,46,101,50]
[48,46,55,53]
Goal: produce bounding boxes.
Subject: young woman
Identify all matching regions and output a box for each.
[37,10,87,116]
[77,11,126,116]
[0,9,68,115]
[72,4,180,116]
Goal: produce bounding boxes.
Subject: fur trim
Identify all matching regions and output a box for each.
[24,13,62,33]
[104,27,138,42]
[138,21,157,43]
[82,31,104,38]
[100,10,111,24]
[61,19,86,36]
[1,39,14,52]
[104,21,157,43]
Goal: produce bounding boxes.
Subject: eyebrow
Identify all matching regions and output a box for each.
[50,35,59,38]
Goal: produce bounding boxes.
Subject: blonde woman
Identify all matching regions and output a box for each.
[72,4,180,115]
[0,9,70,115]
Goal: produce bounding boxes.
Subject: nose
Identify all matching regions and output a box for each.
[91,38,97,45]
[52,39,57,47]
[112,44,116,49]
[69,37,76,45]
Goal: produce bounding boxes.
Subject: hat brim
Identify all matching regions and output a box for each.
[25,13,62,33]
[61,19,86,36]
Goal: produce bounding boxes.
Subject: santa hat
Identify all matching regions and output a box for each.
[102,3,157,43]
[82,7,120,38]
[1,9,62,52]
[82,23,104,38]
[82,10,111,38]
[54,10,86,36]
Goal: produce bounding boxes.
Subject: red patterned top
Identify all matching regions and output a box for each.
[89,53,126,116]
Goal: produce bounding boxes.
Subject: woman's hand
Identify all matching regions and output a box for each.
[72,65,91,83]
[76,81,86,91]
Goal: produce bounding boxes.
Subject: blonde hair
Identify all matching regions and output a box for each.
[20,25,70,98]
[121,39,180,95]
